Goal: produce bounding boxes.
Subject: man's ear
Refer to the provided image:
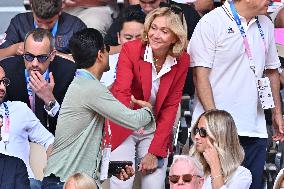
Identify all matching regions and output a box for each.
[50,49,57,62]
[97,50,104,62]
[117,32,121,45]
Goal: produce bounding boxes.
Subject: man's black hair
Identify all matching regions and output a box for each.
[117,8,146,32]
[69,28,105,69]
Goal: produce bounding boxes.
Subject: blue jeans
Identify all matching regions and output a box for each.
[30,178,42,189]
[239,136,267,189]
[41,175,64,189]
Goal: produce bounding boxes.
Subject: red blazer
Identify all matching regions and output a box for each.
[110,40,190,158]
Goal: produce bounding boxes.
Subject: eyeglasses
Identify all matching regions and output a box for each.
[0,77,10,87]
[193,127,207,138]
[23,53,51,63]
[169,174,200,184]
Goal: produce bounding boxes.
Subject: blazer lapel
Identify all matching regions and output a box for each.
[138,48,152,101]
[155,65,178,114]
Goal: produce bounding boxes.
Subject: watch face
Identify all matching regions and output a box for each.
[47,100,56,110]
[50,101,56,107]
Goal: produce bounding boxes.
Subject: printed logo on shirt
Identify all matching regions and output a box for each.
[227,27,235,34]
[0,33,7,45]
[56,35,67,48]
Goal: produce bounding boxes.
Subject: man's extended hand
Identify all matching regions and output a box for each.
[29,71,56,104]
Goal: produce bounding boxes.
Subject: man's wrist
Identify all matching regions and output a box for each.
[44,99,57,111]
[272,108,282,116]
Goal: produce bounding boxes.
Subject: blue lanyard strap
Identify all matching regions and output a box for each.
[34,20,58,37]
[75,69,96,80]
[3,102,10,134]
[229,0,267,72]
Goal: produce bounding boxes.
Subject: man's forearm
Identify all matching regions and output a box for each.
[194,67,216,111]
[0,45,17,60]
[266,69,282,114]
[63,0,113,8]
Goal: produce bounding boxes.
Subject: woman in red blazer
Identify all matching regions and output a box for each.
[109,7,190,189]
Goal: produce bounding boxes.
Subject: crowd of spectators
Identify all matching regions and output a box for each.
[0,0,283,189]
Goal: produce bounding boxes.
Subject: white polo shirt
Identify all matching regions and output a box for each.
[0,101,54,178]
[188,1,280,138]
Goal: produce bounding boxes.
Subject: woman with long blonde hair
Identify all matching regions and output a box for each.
[190,109,252,189]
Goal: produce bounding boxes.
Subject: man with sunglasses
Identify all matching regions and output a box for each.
[0,28,76,134]
[169,155,204,189]
[0,0,86,60]
[0,66,54,189]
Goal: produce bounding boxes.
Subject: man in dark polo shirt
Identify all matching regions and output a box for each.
[0,0,86,60]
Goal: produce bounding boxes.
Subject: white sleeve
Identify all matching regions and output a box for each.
[219,167,252,189]
[265,19,281,70]
[188,18,216,69]
[25,106,54,150]
[44,100,60,117]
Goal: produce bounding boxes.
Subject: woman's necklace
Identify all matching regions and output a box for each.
[153,57,162,69]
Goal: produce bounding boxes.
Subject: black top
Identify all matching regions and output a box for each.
[0,12,86,54]
[0,153,30,189]
[0,55,77,134]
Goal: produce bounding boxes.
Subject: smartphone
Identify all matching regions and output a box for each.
[108,161,133,175]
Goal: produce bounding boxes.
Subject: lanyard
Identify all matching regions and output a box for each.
[25,69,50,111]
[3,103,9,134]
[103,120,112,147]
[75,69,96,80]
[229,1,267,74]
[34,20,59,37]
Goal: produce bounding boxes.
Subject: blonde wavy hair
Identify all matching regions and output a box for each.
[141,7,187,57]
[273,168,284,189]
[190,110,244,180]
[64,172,97,189]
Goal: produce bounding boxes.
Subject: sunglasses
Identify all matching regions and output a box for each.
[169,174,200,184]
[23,53,51,63]
[0,77,10,87]
[160,3,184,24]
[193,127,207,138]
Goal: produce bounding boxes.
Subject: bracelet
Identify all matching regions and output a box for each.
[211,174,222,180]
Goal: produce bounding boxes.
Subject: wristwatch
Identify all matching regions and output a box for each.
[45,100,56,111]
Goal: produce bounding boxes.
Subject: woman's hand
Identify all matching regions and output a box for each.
[138,153,158,175]
[203,138,224,189]
[203,138,222,173]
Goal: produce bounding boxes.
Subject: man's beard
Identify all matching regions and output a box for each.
[0,89,6,104]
